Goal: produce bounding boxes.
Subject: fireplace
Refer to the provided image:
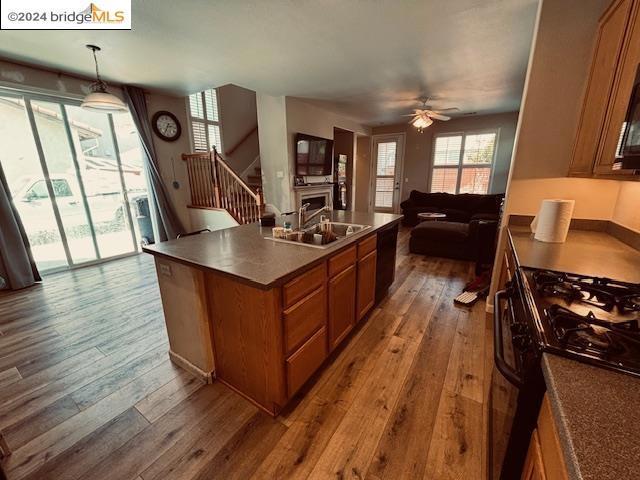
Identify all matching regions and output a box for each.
[294,184,334,212]
[304,195,327,211]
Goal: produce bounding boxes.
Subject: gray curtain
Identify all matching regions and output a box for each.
[0,164,40,290]
[123,85,184,241]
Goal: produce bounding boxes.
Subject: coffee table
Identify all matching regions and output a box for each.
[418,212,447,222]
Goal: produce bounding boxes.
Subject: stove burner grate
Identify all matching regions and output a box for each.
[546,305,639,356]
[533,271,640,314]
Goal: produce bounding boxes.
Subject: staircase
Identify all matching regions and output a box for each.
[182,148,263,225]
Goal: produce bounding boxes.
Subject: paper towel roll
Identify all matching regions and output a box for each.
[530,199,575,243]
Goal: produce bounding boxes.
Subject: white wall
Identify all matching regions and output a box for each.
[217,84,259,175]
[189,208,239,232]
[612,182,640,233]
[256,93,291,212]
[145,92,192,229]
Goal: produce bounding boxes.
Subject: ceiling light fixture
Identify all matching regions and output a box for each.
[81,45,127,113]
[412,113,433,133]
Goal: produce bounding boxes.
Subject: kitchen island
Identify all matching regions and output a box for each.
[143,211,402,415]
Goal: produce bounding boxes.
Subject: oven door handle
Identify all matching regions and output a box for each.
[494,289,525,388]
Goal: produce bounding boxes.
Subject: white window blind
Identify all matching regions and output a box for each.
[430,131,497,194]
[188,88,221,153]
[374,141,398,208]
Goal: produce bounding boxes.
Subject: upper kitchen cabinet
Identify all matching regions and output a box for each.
[569,0,640,178]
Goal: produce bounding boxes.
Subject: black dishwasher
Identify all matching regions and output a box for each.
[375,222,399,304]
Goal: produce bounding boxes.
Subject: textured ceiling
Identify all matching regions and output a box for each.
[0,0,539,124]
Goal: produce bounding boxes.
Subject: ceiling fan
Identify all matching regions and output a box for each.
[403,97,459,132]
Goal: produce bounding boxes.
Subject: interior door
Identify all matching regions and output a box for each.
[371,134,404,212]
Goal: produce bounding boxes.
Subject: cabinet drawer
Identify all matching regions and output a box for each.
[286,326,328,396]
[283,286,327,355]
[328,245,357,277]
[283,263,327,309]
[357,234,377,259]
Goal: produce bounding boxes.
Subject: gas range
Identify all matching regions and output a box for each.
[518,267,640,377]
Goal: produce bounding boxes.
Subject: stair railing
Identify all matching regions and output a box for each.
[182,148,263,224]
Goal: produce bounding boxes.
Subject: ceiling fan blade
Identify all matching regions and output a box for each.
[429,113,451,121]
[432,107,459,113]
[401,113,417,117]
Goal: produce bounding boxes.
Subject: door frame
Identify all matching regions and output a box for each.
[369,132,406,213]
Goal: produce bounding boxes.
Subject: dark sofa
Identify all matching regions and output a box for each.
[400,191,503,227]
[401,191,503,264]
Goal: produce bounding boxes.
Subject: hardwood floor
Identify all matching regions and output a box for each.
[0,228,492,480]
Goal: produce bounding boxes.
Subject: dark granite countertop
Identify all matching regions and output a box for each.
[508,226,640,283]
[143,211,402,288]
[508,226,640,479]
[541,354,640,480]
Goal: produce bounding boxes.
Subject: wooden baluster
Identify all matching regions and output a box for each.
[218,164,225,210]
[202,159,211,207]
[197,158,205,207]
[206,159,214,207]
[186,158,194,205]
[222,167,229,211]
[193,158,200,207]
[211,153,221,208]
[235,179,241,222]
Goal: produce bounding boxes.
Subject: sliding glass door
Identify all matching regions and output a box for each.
[0,89,151,273]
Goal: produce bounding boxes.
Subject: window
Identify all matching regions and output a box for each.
[0,89,151,273]
[430,131,497,194]
[188,88,222,152]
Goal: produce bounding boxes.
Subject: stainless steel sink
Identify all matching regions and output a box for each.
[265,222,371,249]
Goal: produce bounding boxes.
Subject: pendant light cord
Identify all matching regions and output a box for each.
[92,48,101,83]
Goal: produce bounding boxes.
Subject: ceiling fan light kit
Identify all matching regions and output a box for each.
[412,114,433,132]
[81,45,128,113]
[405,97,457,132]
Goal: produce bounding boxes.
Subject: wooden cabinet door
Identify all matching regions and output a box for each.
[328,264,356,350]
[595,1,640,176]
[521,429,547,480]
[569,0,633,176]
[357,250,377,320]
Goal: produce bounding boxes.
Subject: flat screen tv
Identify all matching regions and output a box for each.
[295,133,334,176]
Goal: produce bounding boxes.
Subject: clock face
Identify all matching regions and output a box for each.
[152,111,181,141]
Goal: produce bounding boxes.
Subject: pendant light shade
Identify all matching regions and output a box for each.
[412,114,433,132]
[81,45,127,113]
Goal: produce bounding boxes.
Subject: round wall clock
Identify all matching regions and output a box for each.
[152,111,181,142]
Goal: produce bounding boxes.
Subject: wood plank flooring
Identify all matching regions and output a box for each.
[0,228,492,479]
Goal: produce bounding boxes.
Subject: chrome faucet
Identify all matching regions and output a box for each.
[299,203,331,229]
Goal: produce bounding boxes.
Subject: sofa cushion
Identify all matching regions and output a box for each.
[475,194,502,213]
[411,221,470,243]
[440,208,471,223]
[409,191,450,208]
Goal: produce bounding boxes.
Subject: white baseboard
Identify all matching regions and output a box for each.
[168,350,213,384]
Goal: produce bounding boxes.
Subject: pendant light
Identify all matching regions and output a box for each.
[81,44,127,113]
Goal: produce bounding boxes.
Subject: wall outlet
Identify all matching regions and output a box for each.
[159,263,172,277]
[276,170,284,178]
